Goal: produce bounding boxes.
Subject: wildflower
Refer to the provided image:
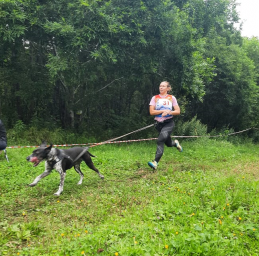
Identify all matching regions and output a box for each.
[175,231,179,235]
[221,216,224,219]
[115,253,119,256]
[218,219,222,225]
[134,241,138,244]
[57,200,60,203]
[183,202,185,205]
[253,228,256,231]
[84,222,87,224]
[233,233,236,236]
[17,253,20,255]
[165,245,169,249]
[61,233,65,237]
[223,207,225,210]
[240,233,243,236]
[22,212,26,216]
[81,251,85,255]
[168,188,171,190]
[238,217,242,220]
[242,177,245,179]
[77,233,80,236]
[191,213,195,216]
[227,204,230,206]
[85,230,88,233]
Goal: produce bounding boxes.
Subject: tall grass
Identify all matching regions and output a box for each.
[0,140,259,255]
[7,117,257,147]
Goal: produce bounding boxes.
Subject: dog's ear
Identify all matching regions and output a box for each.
[45,144,53,153]
[40,141,48,147]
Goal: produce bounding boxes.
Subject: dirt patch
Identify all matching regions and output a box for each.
[232,161,259,180]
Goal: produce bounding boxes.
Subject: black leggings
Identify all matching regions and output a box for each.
[0,140,7,150]
[154,119,176,163]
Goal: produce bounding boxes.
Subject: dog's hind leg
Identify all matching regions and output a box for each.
[74,163,84,185]
[29,162,52,187]
[83,155,104,179]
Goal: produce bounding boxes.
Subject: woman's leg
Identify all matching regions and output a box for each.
[0,140,7,151]
[154,121,174,163]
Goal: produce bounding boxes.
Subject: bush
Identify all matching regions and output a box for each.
[6,120,97,146]
[174,116,208,137]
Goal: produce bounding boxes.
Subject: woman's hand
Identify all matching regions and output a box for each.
[149,105,180,116]
[161,110,172,117]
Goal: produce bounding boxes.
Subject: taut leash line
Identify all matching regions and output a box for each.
[89,124,154,147]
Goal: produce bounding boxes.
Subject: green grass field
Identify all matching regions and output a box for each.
[0,139,259,255]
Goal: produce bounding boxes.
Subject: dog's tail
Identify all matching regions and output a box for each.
[88,152,96,157]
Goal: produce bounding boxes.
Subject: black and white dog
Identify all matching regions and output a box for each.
[26,142,104,196]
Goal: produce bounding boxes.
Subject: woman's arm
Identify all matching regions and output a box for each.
[149,105,164,116]
[149,105,181,116]
[169,105,180,116]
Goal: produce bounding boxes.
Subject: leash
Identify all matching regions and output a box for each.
[55,123,154,165]
[89,123,154,147]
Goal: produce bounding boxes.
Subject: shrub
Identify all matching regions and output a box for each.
[174,116,208,137]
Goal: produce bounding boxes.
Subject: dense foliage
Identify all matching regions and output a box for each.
[0,0,259,141]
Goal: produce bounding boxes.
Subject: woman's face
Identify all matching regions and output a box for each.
[159,82,169,95]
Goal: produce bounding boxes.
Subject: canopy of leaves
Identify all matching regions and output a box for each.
[0,0,258,139]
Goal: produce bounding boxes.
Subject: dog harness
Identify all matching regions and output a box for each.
[48,150,74,169]
[49,147,89,169]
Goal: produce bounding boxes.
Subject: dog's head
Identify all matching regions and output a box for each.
[26,142,53,167]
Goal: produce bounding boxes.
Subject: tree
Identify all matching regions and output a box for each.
[190,37,258,131]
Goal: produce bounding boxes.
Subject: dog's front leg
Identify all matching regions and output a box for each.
[54,163,66,196]
[29,162,52,187]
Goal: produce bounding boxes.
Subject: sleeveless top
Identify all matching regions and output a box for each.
[149,94,178,122]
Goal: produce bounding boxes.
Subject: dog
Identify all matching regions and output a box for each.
[26,142,104,196]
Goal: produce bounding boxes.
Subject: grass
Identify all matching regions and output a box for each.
[0,138,259,255]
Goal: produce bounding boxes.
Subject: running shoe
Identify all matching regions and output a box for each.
[174,140,183,152]
[148,160,158,170]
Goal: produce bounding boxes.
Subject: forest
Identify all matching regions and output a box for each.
[1,0,259,143]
